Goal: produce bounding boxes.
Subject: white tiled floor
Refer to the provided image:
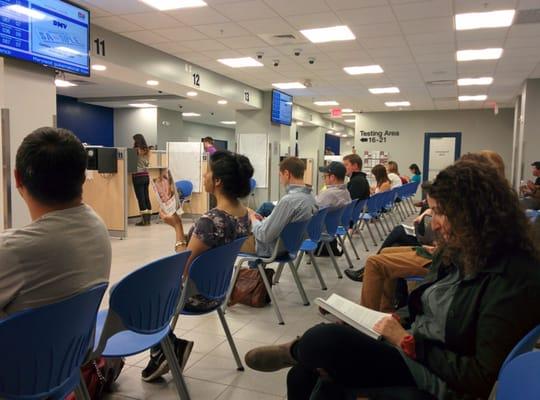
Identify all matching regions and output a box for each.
[104,216,390,400]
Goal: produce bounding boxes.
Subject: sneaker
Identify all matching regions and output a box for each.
[174,338,194,372]
[141,350,169,382]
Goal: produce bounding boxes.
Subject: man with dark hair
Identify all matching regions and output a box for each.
[0,127,111,317]
[202,136,217,155]
[343,153,370,200]
[521,161,540,210]
[245,156,317,257]
[317,161,351,209]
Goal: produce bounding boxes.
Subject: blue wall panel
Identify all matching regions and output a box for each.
[56,95,114,147]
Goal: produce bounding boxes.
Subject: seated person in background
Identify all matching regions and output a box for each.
[370,164,392,194]
[520,161,540,210]
[0,127,111,318]
[142,150,254,382]
[245,159,540,400]
[343,153,370,201]
[316,161,351,209]
[243,157,317,257]
[409,163,422,184]
[387,160,406,186]
[202,136,217,155]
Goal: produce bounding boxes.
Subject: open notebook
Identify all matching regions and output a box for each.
[150,168,183,216]
[315,294,390,340]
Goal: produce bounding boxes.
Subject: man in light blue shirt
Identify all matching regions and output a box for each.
[317,161,351,209]
[249,157,317,257]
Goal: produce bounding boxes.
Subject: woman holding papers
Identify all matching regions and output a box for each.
[245,159,540,400]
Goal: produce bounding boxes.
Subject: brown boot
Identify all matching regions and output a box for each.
[244,338,299,372]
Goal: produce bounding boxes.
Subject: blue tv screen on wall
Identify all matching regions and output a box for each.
[271,89,293,126]
[0,0,90,76]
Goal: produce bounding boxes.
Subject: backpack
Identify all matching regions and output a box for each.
[66,357,124,400]
[228,268,275,308]
[315,238,343,257]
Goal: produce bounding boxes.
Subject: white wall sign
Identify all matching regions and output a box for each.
[428,137,456,181]
[359,130,400,144]
[167,142,203,192]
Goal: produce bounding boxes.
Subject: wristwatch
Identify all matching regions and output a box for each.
[174,240,187,251]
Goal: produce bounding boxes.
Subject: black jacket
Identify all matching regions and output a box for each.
[398,251,540,399]
[347,171,370,200]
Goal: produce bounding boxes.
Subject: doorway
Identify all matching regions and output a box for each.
[423,132,462,182]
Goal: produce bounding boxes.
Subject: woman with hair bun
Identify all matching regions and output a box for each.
[141,150,254,382]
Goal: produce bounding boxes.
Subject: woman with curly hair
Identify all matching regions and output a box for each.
[245,159,540,400]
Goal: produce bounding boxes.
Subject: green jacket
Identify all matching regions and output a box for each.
[398,250,540,399]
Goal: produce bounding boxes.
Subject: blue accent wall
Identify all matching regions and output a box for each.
[325,134,341,155]
[56,95,114,146]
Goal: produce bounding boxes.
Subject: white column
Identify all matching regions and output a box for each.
[517,79,540,188]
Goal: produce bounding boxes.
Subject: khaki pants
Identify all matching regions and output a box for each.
[361,246,431,313]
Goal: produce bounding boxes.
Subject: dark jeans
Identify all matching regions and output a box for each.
[378,225,420,254]
[287,324,416,400]
[132,174,151,211]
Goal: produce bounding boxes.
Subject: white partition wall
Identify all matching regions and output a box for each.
[237,133,268,188]
[167,142,204,192]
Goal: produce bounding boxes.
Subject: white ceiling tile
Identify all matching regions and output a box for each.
[285,13,342,30]
[122,30,169,45]
[518,0,540,9]
[413,52,456,64]
[154,27,208,41]
[181,39,230,51]
[454,0,517,13]
[367,46,412,58]
[213,1,278,21]
[76,0,150,14]
[361,35,409,49]
[326,0,388,10]
[409,43,456,56]
[218,36,269,49]
[457,38,506,49]
[374,54,417,65]
[238,18,296,35]
[392,0,452,20]
[92,16,142,33]
[76,2,110,17]
[406,31,454,46]
[505,35,540,48]
[504,47,540,58]
[152,41,193,53]
[457,61,497,75]
[336,6,396,25]
[167,7,231,25]
[263,0,330,16]
[120,12,182,30]
[194,22,251,38]
[399,17,453,35]
[427,85,458,98]
[349,22,403,38]
[173,52,213,63]
[507,24,540,38]
[200,49,243,59]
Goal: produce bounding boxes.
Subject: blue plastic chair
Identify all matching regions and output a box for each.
[318,205,347,279]
[92,251,191,400]
[0,283,107,400]
[525,209,540,223]
[335,201,359,269]
[247,178,257,208]
[288,208,329,290]
[497,352,540,400]
[229,219,311,325]
[171,238,247,371]
[500,324,540,371]
[176,180,194,219]
[360,193,386,245]
[349,198,370,252]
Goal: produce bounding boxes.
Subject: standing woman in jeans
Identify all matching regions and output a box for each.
[132,134,152,226]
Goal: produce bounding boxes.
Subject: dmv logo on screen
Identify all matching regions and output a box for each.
[53,20,67,29]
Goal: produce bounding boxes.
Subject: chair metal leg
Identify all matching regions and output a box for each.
[365,221,378,246]
[258,264,285,325]
[288,261,310,306]
[307,252,327,290]
[223,261,243,314]
[373,219,384,241]
[216,307,244,371]
[325,241,343,279]
[338,235,354,269]
[75,372,91,400]
[294,251,305,272]
[346,230,361,259]
[274,262,285,284]
[162,335,191,400]
[407,197,415,214]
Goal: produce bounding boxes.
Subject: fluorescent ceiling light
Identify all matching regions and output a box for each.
[217,57,263,68]
[300,25,355,43]
[457,77,493,86]
[139,0,207,11]
[182,112,200,117]
[217,99,228,105]
[187,91,198,97]
[345,119,356,123]
[458,95,487,102]
[91,64,107,71]
[296,121,304,126]
[272,82,306,90]
[341,108,353,113]
[221,121,236,125]
[369,86,400,94]
[457,48,503,61]
[129,103,156,108]
[344,65,383,75]
[455,9,515,31]
[385,101,410,107]
[314,100,339,106]
[335,132,341,136]
[6,4,46,20]
[146,80,159,86]
[54,79,77,87]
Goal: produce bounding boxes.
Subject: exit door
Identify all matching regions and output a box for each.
[423,132,462,182]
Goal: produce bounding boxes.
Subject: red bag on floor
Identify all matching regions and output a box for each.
[65,357,124,400]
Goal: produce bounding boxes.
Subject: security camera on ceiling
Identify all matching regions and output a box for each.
[256,51,264,60]
[308,57,316,65]
[294,48,302,56]
[273,59,280,67]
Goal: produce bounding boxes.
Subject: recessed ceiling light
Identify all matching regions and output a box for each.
[91,64,107,71]
[6,4,46,20]
[217,99,228,105]
[54,79,77,87]
[369,87,400,94]
[457,77,493,86]
[455,9,515,31]
[221,121,236,125]
[129,103,157,108]
[345,119,356,123]
[385,101,410,107]
[182,112,200,117]
[344,65,384,75]
[187,91,198,97]
[139,0,207,11]
[335,132,342,136]
[457,48,503,61]
[458,95,487,102]
[272,82,306,90]
[341,108,353,113]
[217,57,263,68]
[296,121,304,126]
[314,100,339,106]
[146,80,159,86]
[300,25,355,43]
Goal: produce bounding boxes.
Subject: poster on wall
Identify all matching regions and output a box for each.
[238,133,268,188]
[427,138,456,181]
